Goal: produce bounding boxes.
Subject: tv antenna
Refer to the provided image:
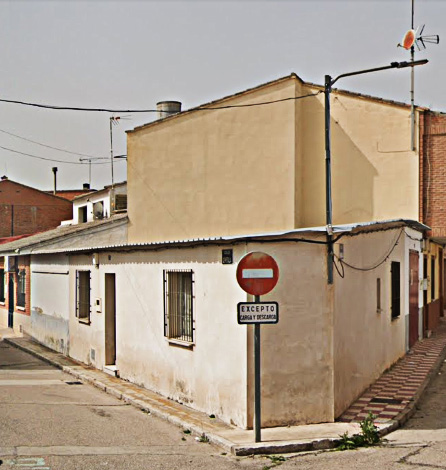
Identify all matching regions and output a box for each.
[398,1,439,150]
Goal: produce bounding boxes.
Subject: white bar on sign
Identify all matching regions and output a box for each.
[242,268,273,279]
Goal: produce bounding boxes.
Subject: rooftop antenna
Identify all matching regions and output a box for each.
[109,114,131,188]
[398,0,439,150]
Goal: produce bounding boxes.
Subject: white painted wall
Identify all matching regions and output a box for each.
[333,228,423,417]
[30,254,70,353]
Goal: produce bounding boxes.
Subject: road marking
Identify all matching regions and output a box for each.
[0,445,197,456]
[3,457,50,469]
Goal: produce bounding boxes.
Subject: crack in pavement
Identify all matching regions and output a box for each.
[398,444,446,469]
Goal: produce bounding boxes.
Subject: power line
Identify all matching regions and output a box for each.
[0,127,103,159]
[0,91,322,113]
[0,145,126,165]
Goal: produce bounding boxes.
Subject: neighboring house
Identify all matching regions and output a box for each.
[70,182,127,224]
[0,218,427,428]
[126,73,444,339]
[0,213,127,334]
[0,176,73,237]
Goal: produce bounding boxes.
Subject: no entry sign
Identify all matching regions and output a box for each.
[236,252,279,296]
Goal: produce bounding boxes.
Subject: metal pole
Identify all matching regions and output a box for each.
[325,75,334,285]
[254,294,261,442]
[411,0,416,151]
[110,117,115,188]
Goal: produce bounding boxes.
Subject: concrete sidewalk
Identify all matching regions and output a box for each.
[2,320,446,456]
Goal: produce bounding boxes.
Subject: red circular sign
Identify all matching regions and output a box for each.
[236,252,279,296]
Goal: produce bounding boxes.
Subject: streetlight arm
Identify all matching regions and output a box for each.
[329,59,428,88]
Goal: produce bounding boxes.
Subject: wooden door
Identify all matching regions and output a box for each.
[409,250,419,348]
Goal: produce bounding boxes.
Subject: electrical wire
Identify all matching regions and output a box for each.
[0,91,322,113]
[0,127,102,159]
[334,229,404,273]
[0,145,125,165]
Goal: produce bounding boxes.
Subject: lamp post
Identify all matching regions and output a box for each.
[325,59,428,284]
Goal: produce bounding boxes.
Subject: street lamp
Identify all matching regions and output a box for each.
[325,59,428,284]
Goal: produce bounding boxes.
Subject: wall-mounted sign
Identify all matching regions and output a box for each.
[222,249,233,265]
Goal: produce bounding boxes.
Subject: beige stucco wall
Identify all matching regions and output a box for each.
[300,85,419,227]
[333,228,421,417]
[127,78,302,243]
[245,238,334,427]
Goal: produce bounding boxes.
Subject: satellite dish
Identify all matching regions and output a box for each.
[398,29,416,50]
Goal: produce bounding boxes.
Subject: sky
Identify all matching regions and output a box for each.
[0,0,444,191]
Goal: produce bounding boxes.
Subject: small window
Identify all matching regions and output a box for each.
[0,269,5,302]
[78,206,88,223]
[17,269,26,308]
[391,262,401,319]
[76,270,91,323]
[164,270,194,343]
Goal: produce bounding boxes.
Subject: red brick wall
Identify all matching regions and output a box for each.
[0,180,72,237]
[419,111,446,238]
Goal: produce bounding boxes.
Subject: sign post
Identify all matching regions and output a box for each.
[236,252,279,443]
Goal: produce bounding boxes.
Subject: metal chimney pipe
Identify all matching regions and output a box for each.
[52,167,58,195]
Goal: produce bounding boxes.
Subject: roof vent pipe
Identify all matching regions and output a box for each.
[156,101,182,120]
[52,167,58,195]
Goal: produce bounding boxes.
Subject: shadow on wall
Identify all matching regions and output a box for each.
[301,96,377,227]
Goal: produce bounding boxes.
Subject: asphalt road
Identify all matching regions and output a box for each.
[0,341,266,470]
[1,340,446,470]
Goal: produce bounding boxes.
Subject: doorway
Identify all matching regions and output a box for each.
[409,250,419,348]
[8,274,14,328]
[104,273,116,366]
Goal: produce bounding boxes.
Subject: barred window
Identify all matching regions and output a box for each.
[76,270,91,323]
[164,270,194,343]
[17,269,26,308]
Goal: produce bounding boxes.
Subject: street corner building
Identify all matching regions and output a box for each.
[0,73,445,430]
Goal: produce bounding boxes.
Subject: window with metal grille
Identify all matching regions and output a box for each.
[391,261,401,319]
[0,269,5,303]
[76,270,91,323]
[164,270,194,343]
[17,269,26,308]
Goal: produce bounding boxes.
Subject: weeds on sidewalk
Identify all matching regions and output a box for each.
[336,412,381,451]
[262,455,287,470]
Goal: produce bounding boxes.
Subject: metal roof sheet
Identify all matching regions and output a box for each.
[0,218,428,256]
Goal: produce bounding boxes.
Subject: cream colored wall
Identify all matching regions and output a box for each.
[333,228,420,417]
[300,85,419,227]
[245,238,334,427]
[68,254,105,367]
[127,79,300,243]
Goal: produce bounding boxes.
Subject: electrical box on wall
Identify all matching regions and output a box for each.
[95,297,102,313]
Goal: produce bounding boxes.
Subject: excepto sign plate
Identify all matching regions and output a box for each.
[237,302,279,324]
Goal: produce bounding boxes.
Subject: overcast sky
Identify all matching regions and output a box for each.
[0,0,443,191]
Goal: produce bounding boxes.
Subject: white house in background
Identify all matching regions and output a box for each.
[0,218,428,429]
[66,181,127,225]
